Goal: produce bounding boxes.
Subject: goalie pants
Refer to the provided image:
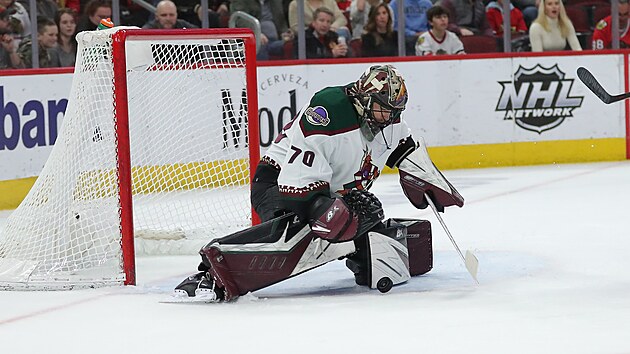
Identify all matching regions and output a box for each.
[251,163,286,222]
[251,163,374,285]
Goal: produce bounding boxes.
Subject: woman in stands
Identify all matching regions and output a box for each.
[529,0,581,51]
[349,0,381,39]
[49,8,77,67]
[361,3,398,57]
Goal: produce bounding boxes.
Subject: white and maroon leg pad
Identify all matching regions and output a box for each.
[200,213,356,301]
[366,226,411,290]
[365,219,432,291]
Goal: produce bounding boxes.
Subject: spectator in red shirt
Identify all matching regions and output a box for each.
[486,0,528,35]
[592,0,630,49]
[336,0,351,11]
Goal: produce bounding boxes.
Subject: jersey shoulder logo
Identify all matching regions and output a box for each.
[305,106,330,126]
[596,20,608,30]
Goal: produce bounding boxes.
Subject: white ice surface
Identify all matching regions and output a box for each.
[1,161,629,354]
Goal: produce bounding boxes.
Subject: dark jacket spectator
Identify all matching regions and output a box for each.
[232,0,290,60]
[176,0,229,28]
[298,7,349,58]
[440,0,493,36]
[232,0,288,38]
[76,0,111,33]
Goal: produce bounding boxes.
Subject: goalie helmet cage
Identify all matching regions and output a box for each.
[0,28,260,290]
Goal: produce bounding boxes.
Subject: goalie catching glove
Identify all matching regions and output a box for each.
[308,189,384,243]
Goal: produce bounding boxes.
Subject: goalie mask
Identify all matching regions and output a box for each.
[349,65,408,141]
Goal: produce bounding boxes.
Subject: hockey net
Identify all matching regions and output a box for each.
[0,28,259,290]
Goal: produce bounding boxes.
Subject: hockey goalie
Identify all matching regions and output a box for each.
[174,64,464,302]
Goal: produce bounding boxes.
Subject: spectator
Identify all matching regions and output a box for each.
[361,2,398,57]
[231,0,291,60]
[143,0,197,29]
[514,0,537,28]
[49,8,76,67]
[166,0,228,28]
[349,0,380,39]
[529,0,580,51]
[76,0,110,33]
[288,0,350,42]
[0,0,30,43]
[59,0,80,14]
[190,1,229,28]
[18,0,58,20]
[416,5,465,55]
[440,0,493,36]
[17,17,58,68]
[282,0,291,23]
[486,0,527,36]
[299,6,349,58]
[0,6,22,68]
[336,0,350,11]
[592,0,630,49]
[389,0,432,55]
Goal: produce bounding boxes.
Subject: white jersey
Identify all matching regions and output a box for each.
[263,85,412,213]
[415,30,465,56]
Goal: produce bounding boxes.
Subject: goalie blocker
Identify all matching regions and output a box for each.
[199,214,432,301]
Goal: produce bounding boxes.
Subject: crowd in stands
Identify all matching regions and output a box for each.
[0,0,626,69]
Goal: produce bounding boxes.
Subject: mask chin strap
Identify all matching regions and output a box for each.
[380,128,391,150]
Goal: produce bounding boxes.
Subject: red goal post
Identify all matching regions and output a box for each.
[0,28,260,290]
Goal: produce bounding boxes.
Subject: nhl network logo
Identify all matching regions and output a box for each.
[496,64,584,133]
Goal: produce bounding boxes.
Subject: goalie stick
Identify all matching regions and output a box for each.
[577,67,630,104]
[426,194,479,284]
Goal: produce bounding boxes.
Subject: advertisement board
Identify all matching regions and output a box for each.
[1,53,628,208]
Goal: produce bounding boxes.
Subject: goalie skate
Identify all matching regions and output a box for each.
[171,271,224,303]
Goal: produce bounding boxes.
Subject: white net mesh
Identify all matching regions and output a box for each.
[0,28,255,289]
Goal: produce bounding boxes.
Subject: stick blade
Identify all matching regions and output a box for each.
[464,250,479,284]
[577,67,612,104]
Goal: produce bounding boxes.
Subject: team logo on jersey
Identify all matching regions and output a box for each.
[596,20,607,30]
[342,149,380,191]
[305,106,330,126]
[495,64,584,133]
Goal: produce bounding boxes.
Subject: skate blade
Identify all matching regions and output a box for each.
[162,290,219,304]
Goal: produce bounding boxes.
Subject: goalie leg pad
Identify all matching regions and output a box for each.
[365,225,411,291]
[346,218,433,292]
[200,212,356,301]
